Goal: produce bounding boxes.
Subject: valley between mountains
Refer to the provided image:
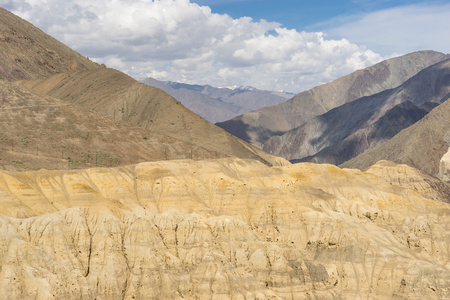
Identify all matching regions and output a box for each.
[0,6,450,300]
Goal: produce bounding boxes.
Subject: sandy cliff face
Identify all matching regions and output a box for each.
[0,158,448,299]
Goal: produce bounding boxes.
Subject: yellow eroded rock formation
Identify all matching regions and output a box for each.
[0,158,449,299]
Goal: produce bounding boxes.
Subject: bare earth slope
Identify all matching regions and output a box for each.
[217,51,448,146]
[342,95,450,177]
[18,68,287,166]
[0,158,449,299]
[0,80,224,171]
[265,58,450,163]
[0,7,99,81]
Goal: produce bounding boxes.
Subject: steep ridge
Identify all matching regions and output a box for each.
[0,8,99,81]
[264,58,450,162]
[0,79,224,171]
[217,51,448,146]
[18,68,287,166]
[296,101,428,165]
[0,158,449,298]
[342,95,450,177]
[141,78,291,123]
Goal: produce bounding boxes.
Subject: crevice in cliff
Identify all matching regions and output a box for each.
[121,276,128,300]
[154,223,169,249]
[174,224,179,257]
[85,236,92,277]
[83,209,93,278]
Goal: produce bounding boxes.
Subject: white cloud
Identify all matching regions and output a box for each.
[2,0,384,92]
[323,2,450,56]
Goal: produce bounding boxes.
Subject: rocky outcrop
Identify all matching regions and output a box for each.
[0,158,449,299]
[439,147,450,183]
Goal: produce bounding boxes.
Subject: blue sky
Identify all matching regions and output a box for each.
[192,0,381,31]
[192,0,450,55]
[2,0,449,92]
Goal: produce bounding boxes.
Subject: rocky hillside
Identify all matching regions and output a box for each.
[0,8,99,81]
[265,58,450,163]
[217,51,448,146]
[0,79,227,171]
[141,78,291,123]
[0,158,449,299]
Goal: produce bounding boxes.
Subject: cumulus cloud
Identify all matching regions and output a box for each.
[2,0,383,92]
[323,2,450,56]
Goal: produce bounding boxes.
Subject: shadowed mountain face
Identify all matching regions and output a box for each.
[217,51,449,146]
[342,94,450,177]
[263,58,450,164]
[294,101,428,165]
[0,8,99,81]
[18,69,288,167]
[141,78,291,123]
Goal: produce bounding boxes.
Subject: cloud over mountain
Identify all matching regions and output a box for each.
[2,0,382,92]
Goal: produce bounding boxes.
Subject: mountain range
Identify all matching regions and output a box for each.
[265,57,450,165]
[140,77,292,123]
[217,50,448,147]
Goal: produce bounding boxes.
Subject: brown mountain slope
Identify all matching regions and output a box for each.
[266,58,450,163]
[0,7,99,81]
[0,158,449,298]
[342,96,450,176]
[18,68,287,166]
[217,51,448,146]
[0,80,224,171]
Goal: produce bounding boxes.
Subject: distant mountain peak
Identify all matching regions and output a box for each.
[141,77,293,123]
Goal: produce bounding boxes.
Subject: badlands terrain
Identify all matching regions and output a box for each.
[0,158,449,299]
[0,7,450,300]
